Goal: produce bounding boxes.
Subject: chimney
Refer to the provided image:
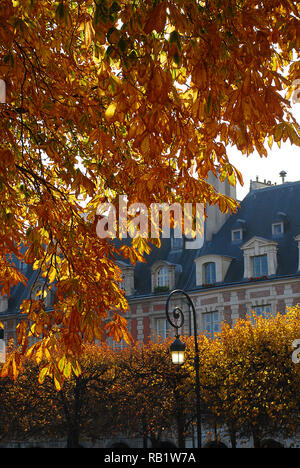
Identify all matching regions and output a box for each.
[279,171,287,184]
[205,171,237,242]
[250,177,275,191]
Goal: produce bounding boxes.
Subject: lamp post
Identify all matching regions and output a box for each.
[166,289,202,449]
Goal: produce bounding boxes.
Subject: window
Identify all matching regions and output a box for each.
[272,222,283,236]
[252,305,271,319]
[253,254,268,277]
[204,312,220,337]
[151,261,177,292]
[195,254,232,286]
[241,237,278,279]
[272,212,287,237]
[232,229,242,242]
[112,338,127,351]
[157,266,169,287]
[155,318,169,339]
[204,262,216,284]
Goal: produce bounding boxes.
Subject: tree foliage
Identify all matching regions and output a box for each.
[1,307,300,448]
[0,0,299,384]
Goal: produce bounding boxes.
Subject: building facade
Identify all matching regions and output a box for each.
[120,176,300,345]
[2,175,300,348]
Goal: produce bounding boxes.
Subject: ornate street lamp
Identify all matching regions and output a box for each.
[166,289,202,449]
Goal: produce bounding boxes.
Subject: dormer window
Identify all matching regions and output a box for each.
[151,261,177,292]
[232,229,242,242]
[241,237,278,279]
[194,254,232,286]
[272,222,283,236]
[272,212,287,237]
[231,219,246,243]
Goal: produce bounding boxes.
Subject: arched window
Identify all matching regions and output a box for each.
[204,262,216,284]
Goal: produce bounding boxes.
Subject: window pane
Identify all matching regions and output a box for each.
[252,305,271,319]
[204,262,216,284]
[157,267,169,287]
[273,223,283,235]
[232,230,241,241]
[156,318,169,339]
[253,255,268,276]
[262,255,268,274]
[204,312,220,337]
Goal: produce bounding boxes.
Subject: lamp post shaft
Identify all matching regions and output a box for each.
[166,289,202,449]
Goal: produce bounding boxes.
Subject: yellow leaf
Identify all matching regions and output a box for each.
[58,356,66,372]
[84,20,94,48]
[38,365,49,384]
[64,360,72,378]
[105,102,117,120]
[71,359,81,378]
[54,375,62,391]
[140,135,150,155]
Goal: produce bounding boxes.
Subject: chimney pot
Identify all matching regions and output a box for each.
[279,171,287,183]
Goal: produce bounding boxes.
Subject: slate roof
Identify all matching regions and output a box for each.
[216,181,300,284]
[132,180,300,296]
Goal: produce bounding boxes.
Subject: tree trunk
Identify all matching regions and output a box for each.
[229,429,237,449]
[176,411,186,448]
[67,425,80,448]
[252,430,261,448]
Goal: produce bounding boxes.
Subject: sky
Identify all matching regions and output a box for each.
[229,102,300,201]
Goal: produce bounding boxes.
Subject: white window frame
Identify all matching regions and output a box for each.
[151,261,176,292]
[157,266,169,287]
[204,311,220,338]
[241,237,278,279]
[232,229,243,242]
[295,235,300,270]
[194,254,232,286]
[272,222,284,236]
